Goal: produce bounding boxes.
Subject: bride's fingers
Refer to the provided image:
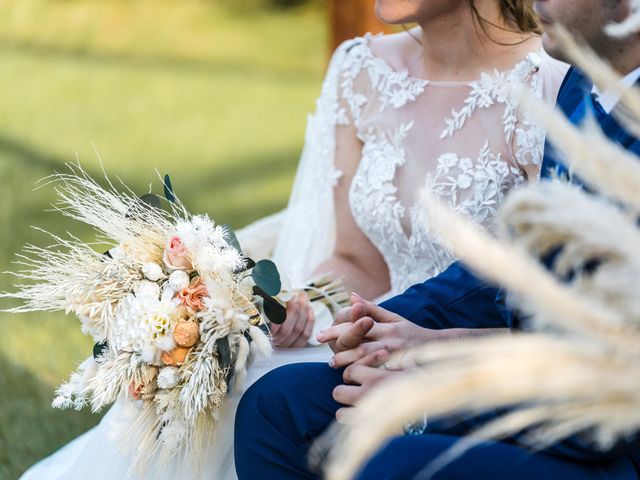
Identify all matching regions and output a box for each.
[332,294,369,327]
[315,322,351,343]
[302,302,315,340]
[333,306,353,325]
[290,302,315,348]
[273,297,304,347]
[329,341,385,368]
[333,317,374,354]
[348,301,367,322]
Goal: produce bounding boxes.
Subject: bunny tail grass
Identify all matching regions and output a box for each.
[605,1,640,38]
[553,26,640,138]
[520,91,640,211]
[424,197,633,346]
[320,333,640,480]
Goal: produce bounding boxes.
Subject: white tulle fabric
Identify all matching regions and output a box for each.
[20,34,567,480]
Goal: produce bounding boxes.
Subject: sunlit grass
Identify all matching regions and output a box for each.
[0,1,326,477]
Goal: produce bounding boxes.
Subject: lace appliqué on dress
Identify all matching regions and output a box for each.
[427,143,525,225]
[339,34,428,127]
[343,36,546,294]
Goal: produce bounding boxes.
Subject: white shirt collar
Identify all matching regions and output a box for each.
[591,66,640,114]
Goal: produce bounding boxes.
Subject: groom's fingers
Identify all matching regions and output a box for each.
[342,364,390,387]
[335,406,354,423]
[330,341,385,368]
[354,348,391,368]
[334,365,391,405]
[332,384,362,406]
[359,301,402,324]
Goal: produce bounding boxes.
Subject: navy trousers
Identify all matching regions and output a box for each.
[234,363,638,480]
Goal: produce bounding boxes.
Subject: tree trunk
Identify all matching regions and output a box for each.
[327,0,392,53]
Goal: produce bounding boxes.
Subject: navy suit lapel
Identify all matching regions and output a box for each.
[541,68,592,180]
[542,71,640,181]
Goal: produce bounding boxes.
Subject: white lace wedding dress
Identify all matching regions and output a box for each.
[21,32,567,480]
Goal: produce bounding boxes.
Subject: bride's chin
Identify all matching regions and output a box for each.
[375,0,470,26]
[375,1,422,25]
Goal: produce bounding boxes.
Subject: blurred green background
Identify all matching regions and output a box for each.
[0,0,326,477]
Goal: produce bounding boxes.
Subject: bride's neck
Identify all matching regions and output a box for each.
[416,4,533,82]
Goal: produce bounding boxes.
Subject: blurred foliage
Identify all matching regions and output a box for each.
[0,0,326,478]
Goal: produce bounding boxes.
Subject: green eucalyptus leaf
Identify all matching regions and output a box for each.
[264,296,287,325]
[243,257,256,270]
[233,256,256,275]
[93,341,109,359]
[253,286,287,325]
[164,174,176,203]
[216,337,232,370]
[251,259,281,296]
[139,193,162,210]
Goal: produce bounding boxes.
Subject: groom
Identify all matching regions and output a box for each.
[234,0,640,478]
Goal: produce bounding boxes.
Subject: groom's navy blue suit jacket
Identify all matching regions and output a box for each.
[381,67,640,330]
[379,67,640,463]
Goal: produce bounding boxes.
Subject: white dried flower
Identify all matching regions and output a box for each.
[157,334,177,352]
[135,280,161,300]
[142,263,165,282]
[141,344,161,364]
[108,245,126,260]
[112,292,180,351]
[80,357,99,383]
[168,270,190,291]
[157,366,180,389]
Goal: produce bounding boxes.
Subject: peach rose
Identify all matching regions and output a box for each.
[128,380,144,401]
[163,235,192,271]
[178,277,208,312]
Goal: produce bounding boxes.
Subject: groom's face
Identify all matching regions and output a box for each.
[534,0,630,61]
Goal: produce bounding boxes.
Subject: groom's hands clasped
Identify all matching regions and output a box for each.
[332,348,401,421]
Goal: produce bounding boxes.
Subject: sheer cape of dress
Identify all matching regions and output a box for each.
[20,32,568,480]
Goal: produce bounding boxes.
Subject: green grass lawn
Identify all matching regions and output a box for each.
[0,1,326,477]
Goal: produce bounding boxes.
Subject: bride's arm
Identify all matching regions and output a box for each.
[310,123,391,300]
[272,114,390,347]
[272,38,390,347]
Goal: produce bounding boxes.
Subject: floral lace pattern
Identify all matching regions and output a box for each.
[427,143,525,223]
[338,35,428,127]
[344,36,546,293]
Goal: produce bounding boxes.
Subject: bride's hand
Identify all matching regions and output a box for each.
[317,296,433,366]
[270,292,315,348]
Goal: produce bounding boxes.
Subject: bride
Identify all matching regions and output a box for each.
[21,0,568,478]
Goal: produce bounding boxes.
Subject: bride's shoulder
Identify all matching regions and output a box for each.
[335,29,420,72]
[366,29,421,70]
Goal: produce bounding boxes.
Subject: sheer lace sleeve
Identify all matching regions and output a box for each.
[271,39,366,284]
[510,51,570,174]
